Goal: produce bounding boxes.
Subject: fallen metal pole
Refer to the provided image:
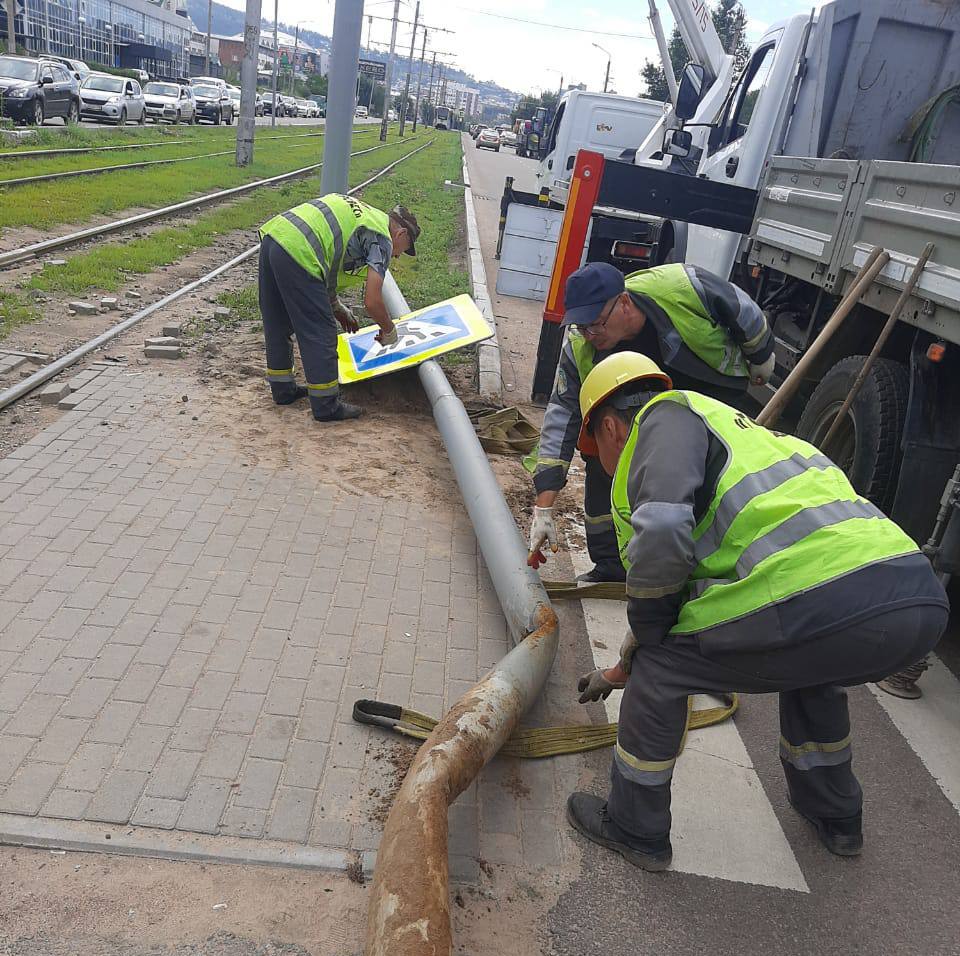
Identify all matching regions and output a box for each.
[365,274,559,956]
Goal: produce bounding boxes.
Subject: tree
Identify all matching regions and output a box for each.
[511,90,559,124]
[640,1,750,101]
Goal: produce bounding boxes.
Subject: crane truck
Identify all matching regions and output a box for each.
[527,0,960,553]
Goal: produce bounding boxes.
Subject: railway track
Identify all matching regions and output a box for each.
[0,128,380,189]
[0,133,424,269]
[0,137,435,412]
[0,124,340,161]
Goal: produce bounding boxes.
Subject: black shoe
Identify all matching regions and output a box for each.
[577,565,626,584]
[275,386,308,405]
[566,793,672,871]
[790,800,863,857]
[314,402,363,422]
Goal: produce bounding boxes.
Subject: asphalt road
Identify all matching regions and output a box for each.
[466,139,960,956]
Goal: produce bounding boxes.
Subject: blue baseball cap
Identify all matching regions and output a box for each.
[562,262,625,327]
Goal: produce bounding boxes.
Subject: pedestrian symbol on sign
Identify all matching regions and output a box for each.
[336,294,493,384]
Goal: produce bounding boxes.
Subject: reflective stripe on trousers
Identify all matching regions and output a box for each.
[614,742,677,786]
[779,734,852,771]
[266,367,296,382]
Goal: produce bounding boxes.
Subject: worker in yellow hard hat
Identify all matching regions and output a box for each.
[527,261,774,581]
[565,352,948,871]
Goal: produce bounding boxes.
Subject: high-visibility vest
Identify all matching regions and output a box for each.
[260,193,391,292]
[625,265,748,377]
[611,390,919,635]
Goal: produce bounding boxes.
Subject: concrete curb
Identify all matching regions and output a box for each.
[461,141,501,401]
[0,811,378,876]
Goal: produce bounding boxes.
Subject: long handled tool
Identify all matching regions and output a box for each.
[756,246,890,429]
[821,242,935,447]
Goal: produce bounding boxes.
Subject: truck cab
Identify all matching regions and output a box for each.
[538,90,667,204]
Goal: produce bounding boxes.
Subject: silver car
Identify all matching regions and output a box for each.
[143,81,195,124]
[80,73,146,125]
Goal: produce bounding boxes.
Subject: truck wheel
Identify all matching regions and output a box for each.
[796,356,909,513]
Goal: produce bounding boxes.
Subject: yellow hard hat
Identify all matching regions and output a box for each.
[577,352,672,456]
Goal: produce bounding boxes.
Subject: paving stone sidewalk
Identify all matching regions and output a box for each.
[0,364,579,879]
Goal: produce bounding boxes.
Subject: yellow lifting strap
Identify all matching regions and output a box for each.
[353,694,739,759]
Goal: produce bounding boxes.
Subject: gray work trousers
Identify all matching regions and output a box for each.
[608,602,949,844]
[259,234,342,418]
[583,455,622,579]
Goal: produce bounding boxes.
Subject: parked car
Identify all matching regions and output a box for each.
[308,95,326,117]
[304,100,319,118]
[355,105,368,118]
[48,56,90,82]
[189,76,225,91]
[471,124,487,140]
[192,83,234,124]
[226,85,241,115]
[0,55,79,126]
[475,127,500,151]
[80,73,146,126]
[499,129,517,148]
[255,92,264,116]
[142,81,195,124]
[387,108,397,121]
[261,91,285,117]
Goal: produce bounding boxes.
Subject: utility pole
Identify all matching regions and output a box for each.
[269,0,279,128]
[321,0,363,194]
[290,23,299,95]
[204,0,213,74]
[411,27,426,132]
[379,0,399,142]
[398,0,419,136]
[427,50,436,115]
[236,0,261,166]
[5,0,16,54]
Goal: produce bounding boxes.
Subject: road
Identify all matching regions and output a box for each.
[464,137,960,955]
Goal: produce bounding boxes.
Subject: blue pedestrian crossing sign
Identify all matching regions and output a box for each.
[337,294,493,384]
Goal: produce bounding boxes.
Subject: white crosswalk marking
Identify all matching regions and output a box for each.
[868,656,960,815]
[569,546,809,892]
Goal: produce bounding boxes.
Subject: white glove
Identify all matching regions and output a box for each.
[377,323,398,346]
[747,353,775,386]
[529,506,559,556]
[619,629,640,674]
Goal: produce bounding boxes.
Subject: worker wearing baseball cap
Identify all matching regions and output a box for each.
[528,260,775,581]
[258,196,421,422]
[565,352,948,870]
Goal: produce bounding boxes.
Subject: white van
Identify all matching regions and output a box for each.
[537,91,667,204]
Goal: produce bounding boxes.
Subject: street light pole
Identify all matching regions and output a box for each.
[592,42,611,93]
[378,0,399,142]
[236,0,261,167]
[398,0,419,137]
[269,0,279,127]
[290,23,299,95]
[411,26,426,132]
[204,0,212,75]
[321,0,363,194]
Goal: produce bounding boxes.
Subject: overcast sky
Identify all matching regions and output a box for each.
[223,0,822,96]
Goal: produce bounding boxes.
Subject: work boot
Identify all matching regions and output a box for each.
[566,793,672,871]
[577,564,626,585]
[790,801,863,857]
[274,385,308,406]
[314,402,363,422]
[876,657,930,700]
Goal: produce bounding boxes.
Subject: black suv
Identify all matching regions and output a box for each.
[0,55,80,126]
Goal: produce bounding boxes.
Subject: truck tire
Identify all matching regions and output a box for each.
[796,356,909,513]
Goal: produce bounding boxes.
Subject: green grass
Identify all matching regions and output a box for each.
[0,132,447,340]
[0,125,382,231]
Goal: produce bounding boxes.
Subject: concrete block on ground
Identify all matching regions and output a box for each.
[213,306,230,318]
[126,291,142,299]
[49,258,67,266]
[67,301,99,316]
[161,324,182,337]
[57,395,84,411]
[144,336,181,347]
[38,382,70,405]
[144,345,182,359]
[0,354,29,374]
[99,297,119,311]
[66,368,101,391]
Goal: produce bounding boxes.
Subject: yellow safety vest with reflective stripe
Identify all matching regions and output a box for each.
[611,390,919,634]
[259,193,390,292]
[625,266,748,377]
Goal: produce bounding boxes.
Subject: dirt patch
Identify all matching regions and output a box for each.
[501,770,531,801]
[366,741,417,828]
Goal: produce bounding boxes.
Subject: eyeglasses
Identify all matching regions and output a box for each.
[577,297,618,338]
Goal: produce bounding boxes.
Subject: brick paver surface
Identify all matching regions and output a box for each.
[0,364,579,879]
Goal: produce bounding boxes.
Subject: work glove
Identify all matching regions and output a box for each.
[747,353,775,386]
[332,299,359,334]
[527,505,559,568]
[619,629,640,675]
[377,322,398,346]
[577,666,626,704]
